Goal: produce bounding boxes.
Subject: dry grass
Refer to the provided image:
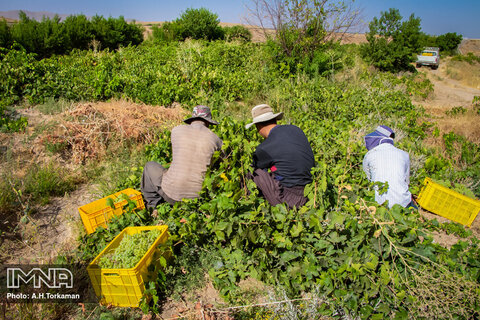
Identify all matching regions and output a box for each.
[425,108,480,144]
[37,100,187,163]
[444,59,480,89]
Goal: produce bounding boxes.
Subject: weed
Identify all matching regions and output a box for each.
[0,104,28,133]
[44,140,69,155]
[426,220,473,238]
[23,163,76,204]
[94,144,147,197]
[29,120,58,142]
[0,174,17,214]
[444,57,480,88]
[0,302,76,320]
[445,106,467,116]
[474,96,480,115]
[164,244,218,300]
[452,52,480,64]
[36,97,73,115]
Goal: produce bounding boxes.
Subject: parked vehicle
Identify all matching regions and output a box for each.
[416,47,440,69]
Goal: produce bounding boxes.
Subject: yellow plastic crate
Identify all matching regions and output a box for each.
[87,225,169,307]
[417,178,480,227]
[78,188,145,234]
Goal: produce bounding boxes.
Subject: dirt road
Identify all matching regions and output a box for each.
[415,65,480,110]
[413,60,480,144]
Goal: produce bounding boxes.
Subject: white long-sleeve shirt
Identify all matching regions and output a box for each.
[363,143,412,208]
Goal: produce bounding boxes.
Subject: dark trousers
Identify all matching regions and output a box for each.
[249,169,307,209]
[141,161,176,208]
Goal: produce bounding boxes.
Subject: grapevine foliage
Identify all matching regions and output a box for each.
[83,111,480,318]
[37,40,477,318]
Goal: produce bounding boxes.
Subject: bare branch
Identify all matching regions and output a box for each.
[244,0,364,56]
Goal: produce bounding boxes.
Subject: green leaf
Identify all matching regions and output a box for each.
[328,211,345,227]
[280,251,300,263]
[106,197,114,209]
[215,230,225,241]
[365,253,378,270]
[290,222,304,237]
[216,221,229,231]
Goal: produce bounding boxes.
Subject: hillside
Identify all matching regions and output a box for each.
[0,10,69,21]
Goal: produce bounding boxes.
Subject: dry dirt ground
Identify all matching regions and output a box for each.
[412,59,480,244]
[413,58,480,144]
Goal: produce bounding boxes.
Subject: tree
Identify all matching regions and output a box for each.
[91,16,143,50]
[0,19,12,48]
[246,0,362,58]
[176,8,224,41]
[10,11,42,54]
[63,15,94,51]
[362,8,422,72]
[436,32,462,55]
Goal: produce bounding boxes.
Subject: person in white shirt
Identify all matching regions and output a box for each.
[362,125,416,209]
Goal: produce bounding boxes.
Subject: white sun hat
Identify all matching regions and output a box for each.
[245,104,283,129]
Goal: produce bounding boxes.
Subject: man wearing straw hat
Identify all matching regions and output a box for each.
[363,125,416,209]
[141,105,222,210]
[246,104,315,208]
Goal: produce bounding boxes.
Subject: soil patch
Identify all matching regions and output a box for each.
[410,59,480,248]
[159,275,228,320]
[2,184,99,264]
[419,208,480,249]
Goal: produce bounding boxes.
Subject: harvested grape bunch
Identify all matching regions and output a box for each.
[98,229,162,269]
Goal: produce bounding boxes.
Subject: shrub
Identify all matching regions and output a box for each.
[3,11,144,58]
[223,25,252,42]
[0,19,12,48]
[362,8,422,72]
[176,8,224,41]
[436,32,462,55]
[151,21,182,42]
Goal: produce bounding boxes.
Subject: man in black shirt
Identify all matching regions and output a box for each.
[246,104,315,208]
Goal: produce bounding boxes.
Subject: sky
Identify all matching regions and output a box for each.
[0,0,479,39]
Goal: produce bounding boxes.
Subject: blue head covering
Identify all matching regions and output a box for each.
[364,125,395,151]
